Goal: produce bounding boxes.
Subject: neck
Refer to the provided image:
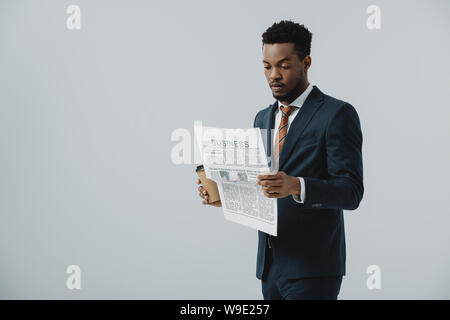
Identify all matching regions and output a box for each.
[280,80,310,106]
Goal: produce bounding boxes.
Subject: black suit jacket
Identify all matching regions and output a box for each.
[253,85,364,279]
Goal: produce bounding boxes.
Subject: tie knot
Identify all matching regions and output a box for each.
[280,105,296,117]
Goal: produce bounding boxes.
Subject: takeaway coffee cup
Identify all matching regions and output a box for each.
[196,165,221,203]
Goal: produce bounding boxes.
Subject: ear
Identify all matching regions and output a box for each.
[303,55,312,72]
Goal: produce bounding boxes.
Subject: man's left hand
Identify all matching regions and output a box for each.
[257,171,300,198]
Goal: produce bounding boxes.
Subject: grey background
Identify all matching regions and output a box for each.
[1,0,449,299]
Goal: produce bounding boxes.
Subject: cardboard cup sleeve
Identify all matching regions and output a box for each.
[196,165,221,203]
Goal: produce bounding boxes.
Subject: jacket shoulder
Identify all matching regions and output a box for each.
[253,103,275,127]
[320,92,359,119]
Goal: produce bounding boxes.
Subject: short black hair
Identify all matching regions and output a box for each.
[262,20,312,61]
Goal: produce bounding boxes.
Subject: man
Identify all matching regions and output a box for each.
[197,20,363,300]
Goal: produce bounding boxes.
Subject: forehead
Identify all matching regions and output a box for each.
[262,43,296,62]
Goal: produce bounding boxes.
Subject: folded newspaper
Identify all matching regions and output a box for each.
[199,126,277,236]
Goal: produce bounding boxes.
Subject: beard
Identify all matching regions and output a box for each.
[272,80,304,105]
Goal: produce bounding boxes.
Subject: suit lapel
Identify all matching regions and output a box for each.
[278,85,325,169]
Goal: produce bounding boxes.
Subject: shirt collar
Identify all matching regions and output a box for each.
[277,83,314,110]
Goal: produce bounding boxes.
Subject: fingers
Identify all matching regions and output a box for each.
[257,171,281,180]
[261,185,282,192]
[258,180,282,187]
[200,193,210,204]
[197,179,220,206]
[257,175,279,182]
[198,185,209,194]
[199,190,208,198]
[198,184,209,202]
[257,177,282,186]
[263,190,279,198]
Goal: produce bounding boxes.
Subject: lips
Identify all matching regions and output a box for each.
[271,83,284,88]
[271,84,284,92]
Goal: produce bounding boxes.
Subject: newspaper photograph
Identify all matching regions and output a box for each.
[199,126,277,236]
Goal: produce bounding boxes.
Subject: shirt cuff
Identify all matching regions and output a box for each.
[292,177,306,204]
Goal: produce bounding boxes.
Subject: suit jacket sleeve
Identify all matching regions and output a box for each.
[302,103,364,210]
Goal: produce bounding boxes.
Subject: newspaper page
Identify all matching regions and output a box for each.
[199,126,277,236]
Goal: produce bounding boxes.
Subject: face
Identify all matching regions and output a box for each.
[262,42,311,104]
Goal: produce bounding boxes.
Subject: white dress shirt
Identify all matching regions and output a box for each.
[273,83,314,204]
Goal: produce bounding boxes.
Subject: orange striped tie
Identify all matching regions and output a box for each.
[273,105,297,169]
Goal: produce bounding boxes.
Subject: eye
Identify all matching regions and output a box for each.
[264,65,271,70]
[281,65,290,69]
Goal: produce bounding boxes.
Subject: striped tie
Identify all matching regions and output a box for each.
[273,105,297,169]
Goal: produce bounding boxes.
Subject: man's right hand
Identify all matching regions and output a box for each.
[197,178,222,207]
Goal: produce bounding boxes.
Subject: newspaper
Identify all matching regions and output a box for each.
[199,126,277,236]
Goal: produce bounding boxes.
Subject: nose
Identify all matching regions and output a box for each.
[269,67,281,81]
